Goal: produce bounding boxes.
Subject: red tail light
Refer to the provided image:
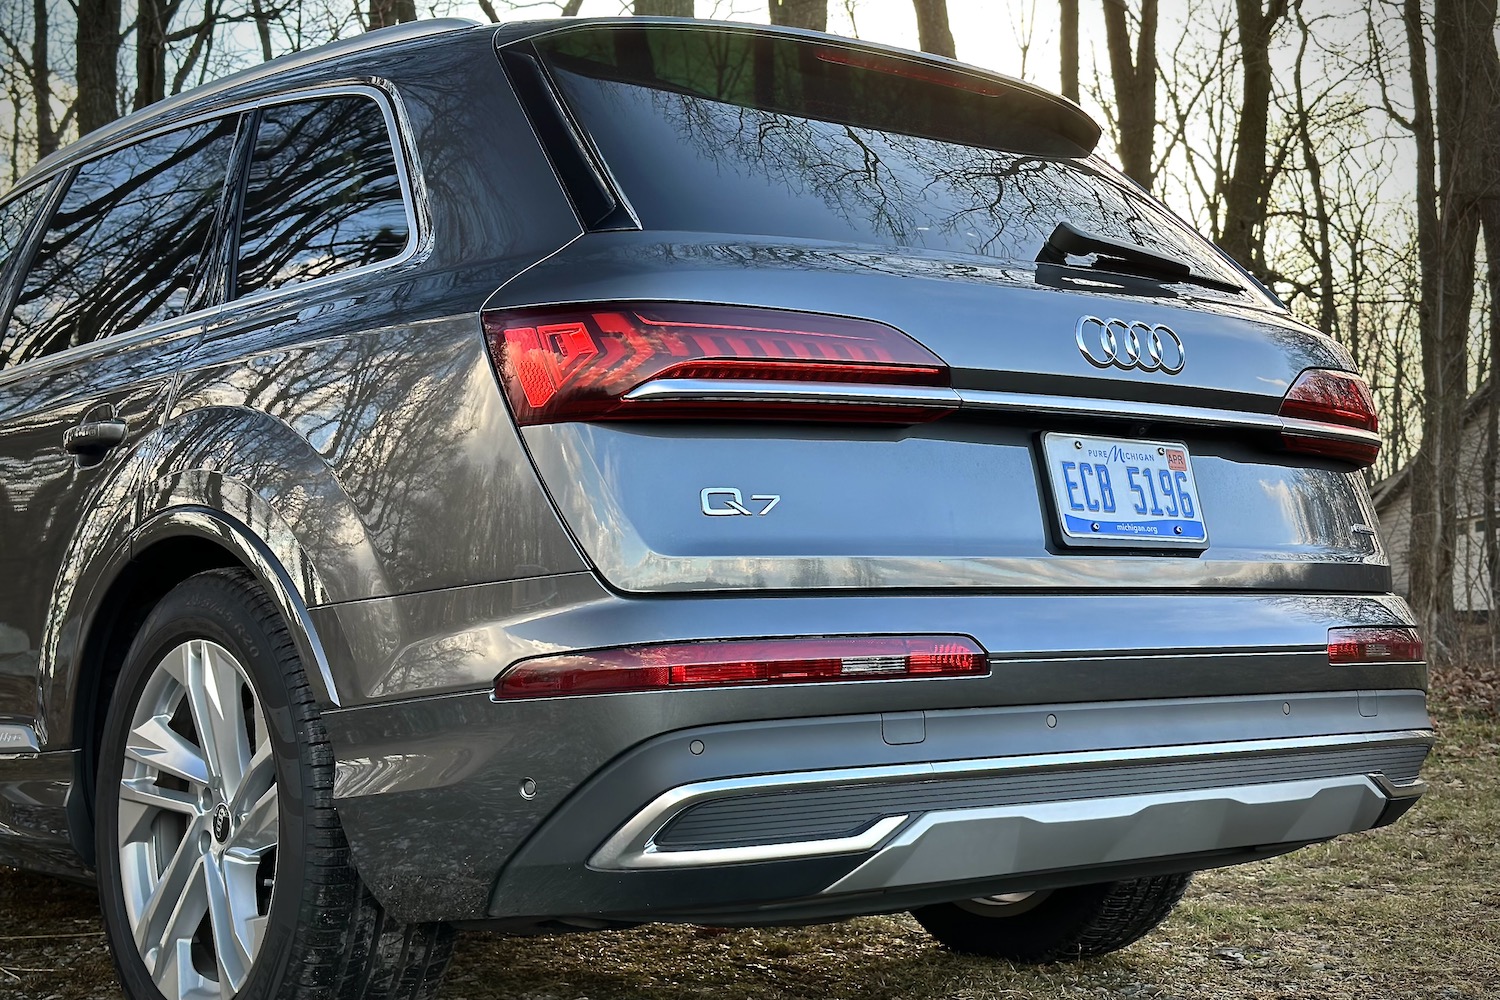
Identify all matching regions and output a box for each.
[1327,626,1422,665]
[482,303,955,425]
[493,636,987,699]
[1278,369,1380,466]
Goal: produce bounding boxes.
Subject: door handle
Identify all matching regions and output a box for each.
[63,416,128,456]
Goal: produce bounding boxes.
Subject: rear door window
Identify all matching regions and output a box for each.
[4,118,236,366]
[235,95,410,297]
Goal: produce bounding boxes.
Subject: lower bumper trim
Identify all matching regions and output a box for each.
[821,773,1391,895]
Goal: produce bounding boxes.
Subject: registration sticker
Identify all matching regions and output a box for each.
[1041,433,1209,548]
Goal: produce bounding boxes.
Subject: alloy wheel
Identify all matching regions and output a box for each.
[116,638,278,1000]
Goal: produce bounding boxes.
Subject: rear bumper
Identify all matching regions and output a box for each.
[313,587,1430,924]
[480,691,1429,927]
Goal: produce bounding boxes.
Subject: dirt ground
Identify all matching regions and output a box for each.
[4,706,1496,1000]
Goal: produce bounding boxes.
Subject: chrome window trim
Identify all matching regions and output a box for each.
[0,81,426,384]
[589,728,1433,870]
[14,17,482,190]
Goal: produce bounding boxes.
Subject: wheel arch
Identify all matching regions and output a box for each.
[64,504,344,868]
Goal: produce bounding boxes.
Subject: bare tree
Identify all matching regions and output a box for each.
[769,0,826,30]
[368,0,417,30]
[1060,0,1079,101]
[912,0,955,59]
[1218,0,1289,275]
[635,0,694,14]
[1101,0,1157,189]
[77,0,123,136]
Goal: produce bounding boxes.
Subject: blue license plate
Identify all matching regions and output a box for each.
[1041,433,1209,548]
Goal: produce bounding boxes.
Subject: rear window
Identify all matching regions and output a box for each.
[534,26,1242,288]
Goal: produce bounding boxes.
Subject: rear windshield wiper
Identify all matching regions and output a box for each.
[1036,220,1243,293]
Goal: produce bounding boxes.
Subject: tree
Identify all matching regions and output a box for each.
[1101,0,1157,189]
[77,0,123,136]
[1398,0,1497,650]
[635,0,693,14]
[912,0,955,59]
[368,0,416,30]
[1217,0,1289,275]
[1060,0,1079,102]
[769,0,826,31]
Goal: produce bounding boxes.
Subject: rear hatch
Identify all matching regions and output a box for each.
[486,21,1386,594]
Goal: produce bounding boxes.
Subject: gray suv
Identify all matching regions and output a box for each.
[0,16,1431,1000]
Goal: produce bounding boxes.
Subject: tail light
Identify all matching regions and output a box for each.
[482,303,956,425]
[493,636,987,699]
[1278,369,1380,466]
[1327,626,1422,665]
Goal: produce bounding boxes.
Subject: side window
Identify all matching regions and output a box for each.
[0,185,49,281]
[236,95,410,297]
[4,118,236,366]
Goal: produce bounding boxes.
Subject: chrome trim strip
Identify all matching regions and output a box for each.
[958,388,1381,447]
[617,815,909,870]
[616,381,1380,448]
[622,379,962,408]
[588,729,1432,871]
[0,724,40,753]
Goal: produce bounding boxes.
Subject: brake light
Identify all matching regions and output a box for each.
[1327,626,1422,665]
[493,636,987,699]
[1278,368,1380,466]
[482,303,955,425]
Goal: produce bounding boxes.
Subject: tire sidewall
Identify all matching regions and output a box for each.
[96,573,311,1000]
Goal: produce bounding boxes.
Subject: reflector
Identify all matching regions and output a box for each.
[494,636,987,699]
[1327,626,1422,665]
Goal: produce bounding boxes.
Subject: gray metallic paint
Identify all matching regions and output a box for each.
[0,18,1434,924]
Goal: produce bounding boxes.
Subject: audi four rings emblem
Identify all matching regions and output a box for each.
[1075,316,1186,375]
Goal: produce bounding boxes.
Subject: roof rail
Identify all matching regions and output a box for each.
[18,17,485,188]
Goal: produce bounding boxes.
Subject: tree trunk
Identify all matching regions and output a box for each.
[1291,0,1335,336]
[368,0,417,30]
[1060,0,1079,102]
[1100,0,1158,189]
[769,0,826,30]
[1406,0,1497,656]
[75,0,122,136]
[1218,0,1288,276]
[635,0,693,14]
[134,0,170,111]
[912,0,956,59]
[31,0,55,159]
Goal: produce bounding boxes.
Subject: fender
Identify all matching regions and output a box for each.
[129,502,342,709]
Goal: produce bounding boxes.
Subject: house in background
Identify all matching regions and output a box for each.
[1374,387,1497,614]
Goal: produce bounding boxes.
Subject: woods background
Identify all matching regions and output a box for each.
[0,0,1497,666]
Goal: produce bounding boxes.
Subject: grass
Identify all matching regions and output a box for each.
[3,706,1496,1000]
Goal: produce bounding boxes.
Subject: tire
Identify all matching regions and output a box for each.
[910,874,1193,963]
[95,568,454,1000]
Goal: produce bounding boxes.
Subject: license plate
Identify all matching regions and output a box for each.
[1041,433,1208,548]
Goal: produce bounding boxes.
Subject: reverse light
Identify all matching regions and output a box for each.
[1278,368,1380,466]
[482,303,955,425]
[1327,627,1422,665]
[493,636,988,699]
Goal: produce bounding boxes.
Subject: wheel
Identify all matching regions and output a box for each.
[910,874,1193,963]
[95,568,454,1000]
